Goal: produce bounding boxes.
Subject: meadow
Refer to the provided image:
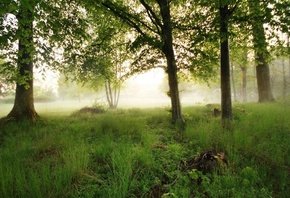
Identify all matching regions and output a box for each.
[0,101,289,197]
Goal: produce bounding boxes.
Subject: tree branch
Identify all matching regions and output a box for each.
[102,1,158,36]
[139,0,162,34]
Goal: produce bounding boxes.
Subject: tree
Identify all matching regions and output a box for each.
[219,1,238,125]
[61,9,129,109]
[248,0,275,102]
[272,1,290,98]
[0,0,88,122]
[238,49,250,102]
[104,54,126,109]
[98,0,185,124]
[219,3,232,123]
[3,1,38,121]
[231,43,252,102]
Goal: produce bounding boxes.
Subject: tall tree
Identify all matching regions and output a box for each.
[99,0,185,124]
[0,0,88,122]
[248,0,275,102]
[240,49,250,102]
[3,1,37,121]
[231,46,251,102]
[219,1,237,125]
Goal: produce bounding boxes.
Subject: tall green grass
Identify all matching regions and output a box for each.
[0,103,289,197]
[185,103,290,197]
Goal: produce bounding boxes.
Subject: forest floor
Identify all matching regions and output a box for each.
[0,102,290,197]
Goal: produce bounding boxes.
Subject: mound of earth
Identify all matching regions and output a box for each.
[72,106,106,116]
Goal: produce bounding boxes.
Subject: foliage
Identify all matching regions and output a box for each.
[0,0,89,86]
[98,0,219,82]
[0,58,14,97]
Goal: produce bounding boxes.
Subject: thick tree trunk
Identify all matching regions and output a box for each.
[157,0,184,125]
[255,54,275,102]
[220,5,233,126]
[6,4,38,122]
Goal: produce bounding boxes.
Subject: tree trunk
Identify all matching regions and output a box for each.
[241,65,247,102]
[157,0,184,125]
[255,54,275,102]
[240,49,248,102]
[105,79,120,109]
[5,4,38,122]
[220,5,233,126]
[248,0,275,103]
[230,61,237,102]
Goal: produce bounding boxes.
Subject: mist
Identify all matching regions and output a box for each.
[0,66,262,117]
[0,68,254,117]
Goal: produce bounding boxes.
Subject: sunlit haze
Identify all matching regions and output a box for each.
[1,67,225,117]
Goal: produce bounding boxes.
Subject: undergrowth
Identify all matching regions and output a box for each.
[0,103,289,197]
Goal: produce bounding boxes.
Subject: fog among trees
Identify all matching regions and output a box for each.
[0,0,289,125]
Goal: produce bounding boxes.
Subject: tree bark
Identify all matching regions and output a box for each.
[157,0,184,125]
[5,4,38,122]
[255,54,275,102]
[220,5,233,126]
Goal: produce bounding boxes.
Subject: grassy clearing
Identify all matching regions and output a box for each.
[0,103,289,197]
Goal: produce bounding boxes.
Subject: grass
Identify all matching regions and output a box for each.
[0,102,289,197]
